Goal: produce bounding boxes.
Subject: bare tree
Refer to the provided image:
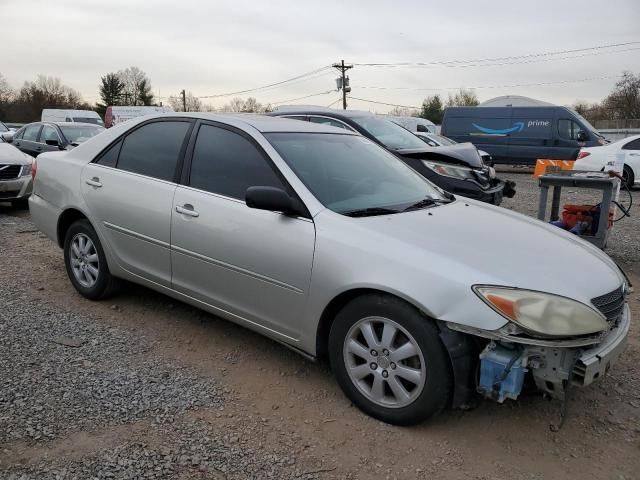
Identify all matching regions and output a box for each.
[388,106,416,116]
[219,97,266,113]
[0,73,13,104]
[168,91,203,112]
[446,88,479,107]
[117,67,154,106]
[605,71,640,119]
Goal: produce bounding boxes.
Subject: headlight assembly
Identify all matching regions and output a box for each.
[473,285,607,337]
[21,165,32,177]
[421,160,474,180]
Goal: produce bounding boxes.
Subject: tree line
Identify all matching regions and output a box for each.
[1,69,638,124]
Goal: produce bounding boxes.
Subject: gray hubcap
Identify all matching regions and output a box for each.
[343,316,426,408]
[70,233,99,288]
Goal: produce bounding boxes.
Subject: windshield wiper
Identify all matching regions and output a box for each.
[341,207,400,217]
[403,197,451,212]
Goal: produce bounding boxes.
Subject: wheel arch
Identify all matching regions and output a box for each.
[56,207,91,248]
[315,287,478,409]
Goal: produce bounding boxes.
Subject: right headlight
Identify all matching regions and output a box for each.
[421,160,474,180]
[473,285,607,337]
[21,164,32,177]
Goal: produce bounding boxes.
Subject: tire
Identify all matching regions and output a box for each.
[328,294,452,425]
[623,165,635,189]
[63,219,119,300]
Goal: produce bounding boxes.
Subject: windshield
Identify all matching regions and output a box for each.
[265,133,446,215]
[73,117,104,126]
[60,125,104,144]
[431,134,456,146]
[351,116,427,150]
[571,110,604,138]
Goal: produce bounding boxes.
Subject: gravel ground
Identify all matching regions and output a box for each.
[0,172,638,480]
[0,214,320,480]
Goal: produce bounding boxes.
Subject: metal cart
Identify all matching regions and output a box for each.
[537,171,619,249]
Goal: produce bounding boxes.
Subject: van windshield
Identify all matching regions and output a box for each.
[572,111,604,138]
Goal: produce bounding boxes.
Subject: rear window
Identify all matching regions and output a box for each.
[60,126,105,144]
[73,117,104,125]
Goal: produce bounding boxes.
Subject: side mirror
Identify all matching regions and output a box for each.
[45,139,60,147]
[245,186,305,217]
[417,124,428,132]
[1,132,13,143]
[577,131,588,142]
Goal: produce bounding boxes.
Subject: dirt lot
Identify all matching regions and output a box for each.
[1,172,639,479]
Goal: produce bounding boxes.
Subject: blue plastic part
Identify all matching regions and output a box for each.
[478,344,527,403]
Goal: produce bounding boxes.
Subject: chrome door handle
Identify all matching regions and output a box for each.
[85,177,102,187]
[176,204,199,217]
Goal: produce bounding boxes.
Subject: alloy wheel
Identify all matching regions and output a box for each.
[343,316,426,408]
[69,233,100,288]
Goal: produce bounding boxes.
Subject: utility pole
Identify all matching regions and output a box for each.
[181,89,187,112]
[332,60,353,110]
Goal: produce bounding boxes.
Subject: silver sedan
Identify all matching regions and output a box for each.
[29,113,630,425]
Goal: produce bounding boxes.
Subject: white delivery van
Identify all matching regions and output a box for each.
[41,109,104,126]
[104,106,174,128]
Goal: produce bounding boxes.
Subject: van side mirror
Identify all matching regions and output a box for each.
[245,186,305,217]
[417,124,428,132]
[577,131,588,142]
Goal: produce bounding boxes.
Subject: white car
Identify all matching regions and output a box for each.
[574,134,640,188]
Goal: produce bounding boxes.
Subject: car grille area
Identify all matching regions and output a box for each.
[591,285,625,325]
[0,164,22,180]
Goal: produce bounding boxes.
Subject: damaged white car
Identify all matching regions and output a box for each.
[28,113,630,425]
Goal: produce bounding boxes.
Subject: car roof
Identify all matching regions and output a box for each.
[271,107,374,119]
[132,112,358,134]
[50,122,103,128]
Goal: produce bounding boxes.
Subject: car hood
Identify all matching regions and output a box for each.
[345,200,623,305]
[395,143,484,168]
[0,143,33,166]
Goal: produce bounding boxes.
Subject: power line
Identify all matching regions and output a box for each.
[326,97,342,108]
[353,41,640,68]
[197,65,332,98]
[356,75,622,92]
[349,96,420,109]
[270,89,335,105]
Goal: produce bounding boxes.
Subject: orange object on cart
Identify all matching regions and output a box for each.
[562,204,614,231]
[533,159,575,177]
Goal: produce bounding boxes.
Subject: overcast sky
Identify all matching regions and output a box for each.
[2,0,639,112]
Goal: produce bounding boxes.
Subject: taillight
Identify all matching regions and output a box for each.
[31,158,37,179]
[577,151,591,160]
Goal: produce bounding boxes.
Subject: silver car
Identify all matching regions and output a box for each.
[0,132,33,206]
[29,113,630,425]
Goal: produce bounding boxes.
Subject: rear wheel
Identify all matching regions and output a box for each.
[623,165,635,189]
[329,294,452,425]
[63,220,119,300]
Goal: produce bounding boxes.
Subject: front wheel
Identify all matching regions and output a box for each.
[63,219,119,300]
[329,294,452,425]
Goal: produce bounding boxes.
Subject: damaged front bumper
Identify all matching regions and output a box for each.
[447,303,630,402]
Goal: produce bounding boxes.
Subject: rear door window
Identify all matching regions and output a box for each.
[22,124,42,142]
[622,138,640,150]
[117,121,191,182]
[189,124,285,200]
